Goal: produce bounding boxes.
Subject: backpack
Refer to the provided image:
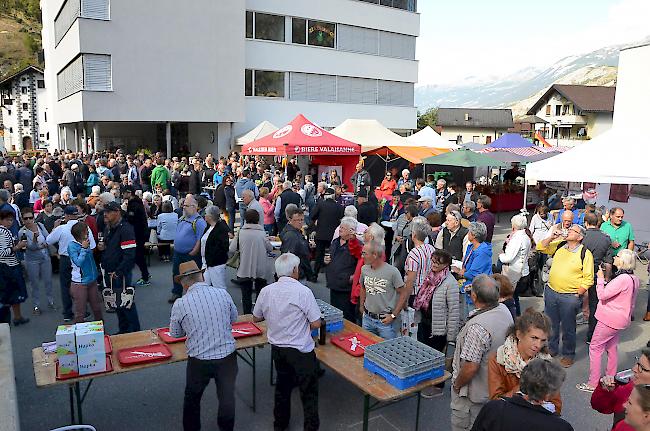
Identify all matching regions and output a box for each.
[179,215,201,234]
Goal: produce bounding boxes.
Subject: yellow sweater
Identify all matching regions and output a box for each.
[537,242,594,294]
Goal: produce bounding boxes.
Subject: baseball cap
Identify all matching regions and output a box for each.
[104,201,121,212]
[325,188,336,195]
[64,205,79,216]
[70,163,79,170]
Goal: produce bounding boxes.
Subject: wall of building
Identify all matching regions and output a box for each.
[438,127,505,145]
[586,112,613,139]
[614,44,650,129]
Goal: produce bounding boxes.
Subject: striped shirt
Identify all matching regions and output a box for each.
[169,281,238,360]
[0,226,19,266]
[404,243,435,295]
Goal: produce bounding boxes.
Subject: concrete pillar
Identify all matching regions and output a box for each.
[74,125,79,153]
[82,124,88,154]
[217,122,232,158]
[93,123,99,153]
[166,122,172,159]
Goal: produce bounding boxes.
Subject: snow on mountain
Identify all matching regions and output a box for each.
[415,42,628,112]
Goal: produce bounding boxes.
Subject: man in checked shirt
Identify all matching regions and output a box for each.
[169,260,239,431]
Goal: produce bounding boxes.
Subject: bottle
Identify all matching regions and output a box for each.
[615,369,635,385]
[318,318,327,345]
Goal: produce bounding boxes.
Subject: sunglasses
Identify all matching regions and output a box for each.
[636,357,650,373]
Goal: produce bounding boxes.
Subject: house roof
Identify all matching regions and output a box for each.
[436,108,514,129]
[0,65,44,89]
[526,84,616,115]
[515,115,548,124]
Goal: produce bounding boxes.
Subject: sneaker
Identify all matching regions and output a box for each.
[13,317,30,326]
[576,382,595,393]
[421,387,444,399]
[560,357,574,368]
[136,278,151,286]
[47,302,56,310]
[33,306,41,315]
[168,294,181,304]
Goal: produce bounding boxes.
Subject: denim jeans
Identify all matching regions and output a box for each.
[362,314,397,339]
[24,256,53,308]
[544,285,581,358]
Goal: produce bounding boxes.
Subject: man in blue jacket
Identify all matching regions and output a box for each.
[235,169,259,222]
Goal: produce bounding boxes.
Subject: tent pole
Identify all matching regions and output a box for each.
[523,182,528,213]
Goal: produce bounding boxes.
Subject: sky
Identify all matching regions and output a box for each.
[416,0,650,86]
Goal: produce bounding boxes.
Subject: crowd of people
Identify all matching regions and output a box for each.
[0,148,647,431]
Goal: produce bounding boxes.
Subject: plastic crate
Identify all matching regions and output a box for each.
[311,319,344,337]
[364,357,445,390]
[364,337,445,378]
[315,299,344,322]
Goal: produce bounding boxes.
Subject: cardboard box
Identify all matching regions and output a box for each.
[55,325,76,357]
[75,323,105,356]
[58,354,78,375]
[77,352,106,376]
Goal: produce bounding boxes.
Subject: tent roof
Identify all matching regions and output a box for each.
[406,126,460,149]
[241,114,360,156]
[421,149,508,167]
[364,145,448,164]
[525,127,650,185]
[235,121,278,145]
[330,119,407,151]
[486,133,534,148]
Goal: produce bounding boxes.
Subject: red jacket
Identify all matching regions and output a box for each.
[591,382,633,430]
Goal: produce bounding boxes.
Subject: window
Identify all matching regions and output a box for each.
[378,31,415,59]
[23,119,29,126]
[7,110,11,116]
[290,72,336,102]
[307,20,335,48]
[338,25,378,55]
[545,105,551,116]
[245,69,252,96]
[337,76,377,104]
[378,80,413,106]
[292,18,306,44]
[46,132,50,140]
[555,105,561,116]
[254,70,285,97]
[57,53,111,100]
[21,87,28,94]
[55,0,110,44]
[37,80,45,88]
[44,112,47,122]
[23,103,29,110]
[254,13,285,42]
[245,11,253,38]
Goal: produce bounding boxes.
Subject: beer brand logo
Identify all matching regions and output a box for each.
[273,125,292,139]
[301,124,322,137]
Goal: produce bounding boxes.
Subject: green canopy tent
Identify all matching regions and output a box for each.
[421,148,509,167]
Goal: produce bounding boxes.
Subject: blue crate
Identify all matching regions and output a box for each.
[311,320,344,337]
[363,357,444,390]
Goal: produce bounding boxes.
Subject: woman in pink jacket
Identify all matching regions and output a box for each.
[578,249,640,392]
[258,187,276,235]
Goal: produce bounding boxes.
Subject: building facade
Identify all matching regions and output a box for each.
[40,0,419,155]
[435,108,514,145]
[0,66,51,152]
[526,84,615,147]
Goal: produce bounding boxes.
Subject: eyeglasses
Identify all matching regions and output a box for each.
[23,216,34,220]
[183,204,197,208]
[635,357,650,373]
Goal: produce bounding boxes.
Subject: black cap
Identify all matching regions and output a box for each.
[325,188,336,195]
[104,201,121,212]
[64,205,79,216]
[123,185,135,194]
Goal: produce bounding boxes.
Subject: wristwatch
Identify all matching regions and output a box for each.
[390,313,396,319]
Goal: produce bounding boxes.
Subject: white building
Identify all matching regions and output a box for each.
[526,84,615,147]
[435,108,514,145]
[40,0,419,155]
[0,65,52,152]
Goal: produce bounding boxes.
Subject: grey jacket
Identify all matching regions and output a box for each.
[229,224,272,279]
[429,272,460,340]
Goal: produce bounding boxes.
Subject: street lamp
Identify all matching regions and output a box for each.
[555,120,562,147]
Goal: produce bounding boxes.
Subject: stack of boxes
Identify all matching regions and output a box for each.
[364,337,445,390]
[311,299,344,337]
[55,321,106,376]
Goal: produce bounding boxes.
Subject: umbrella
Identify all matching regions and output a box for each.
[460,142,485,151]
[421,148,509,167]
[487,133,534,149]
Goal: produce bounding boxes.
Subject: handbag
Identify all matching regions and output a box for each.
[226,233,240,269]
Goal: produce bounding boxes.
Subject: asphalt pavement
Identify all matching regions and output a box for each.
[10,214,650,430]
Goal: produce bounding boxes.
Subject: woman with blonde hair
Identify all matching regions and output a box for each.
[499,213,532,315]
[578,249,639,393]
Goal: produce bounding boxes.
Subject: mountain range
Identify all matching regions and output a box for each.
[414,40,649,117]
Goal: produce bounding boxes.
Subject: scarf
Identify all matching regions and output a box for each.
[496,335,551,378]
[413,267,450,312]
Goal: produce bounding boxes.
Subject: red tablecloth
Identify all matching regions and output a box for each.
[487,192,525,213]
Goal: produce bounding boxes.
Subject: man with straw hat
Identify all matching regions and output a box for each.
[170,259,239,431]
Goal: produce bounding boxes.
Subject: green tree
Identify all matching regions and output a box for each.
[417,107,438,130]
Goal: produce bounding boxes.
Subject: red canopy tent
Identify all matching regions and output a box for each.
[242,114,361,187]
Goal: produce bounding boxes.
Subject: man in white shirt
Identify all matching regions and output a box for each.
[253,253,321,431]
[46,205,96,322]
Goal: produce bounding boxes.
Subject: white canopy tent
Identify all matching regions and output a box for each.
[330,119,407,152]
[235,121,278,146]
[525,127,650,185]
[406,126,460,149]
